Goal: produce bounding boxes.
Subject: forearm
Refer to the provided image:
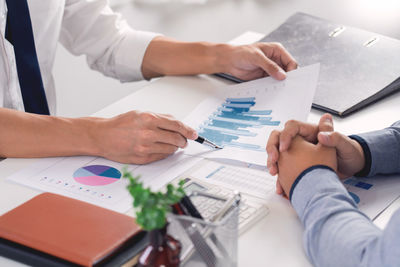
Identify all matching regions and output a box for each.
[351,120,400,177]
[141,36,230,79]
[0,108,101,158]
[292,168,399,266]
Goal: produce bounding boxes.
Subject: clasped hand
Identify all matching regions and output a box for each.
[266,114,366,197]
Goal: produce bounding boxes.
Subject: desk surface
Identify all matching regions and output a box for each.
[1,32,400,267]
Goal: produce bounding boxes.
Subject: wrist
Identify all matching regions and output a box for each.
[208,43,234,74]
[75,117,106,157]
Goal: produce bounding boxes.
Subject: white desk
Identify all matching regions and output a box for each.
[1,32,400,267]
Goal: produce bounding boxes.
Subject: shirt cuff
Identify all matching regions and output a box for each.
[113,29,161,82]
[349,135,372,177]
[351,127,400,177]
[291,166,352,219]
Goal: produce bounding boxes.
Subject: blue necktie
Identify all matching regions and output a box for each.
[5,0,50,115]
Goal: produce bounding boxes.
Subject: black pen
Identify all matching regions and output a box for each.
[194,136,223,149]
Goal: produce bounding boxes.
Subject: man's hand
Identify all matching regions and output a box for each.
[141,37,297,81]
[277,136,337,197]
[221,42,298,81]
[266,113,366,194]
[93,111,197,164]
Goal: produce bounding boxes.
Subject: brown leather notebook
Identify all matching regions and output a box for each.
[0,193,142,267]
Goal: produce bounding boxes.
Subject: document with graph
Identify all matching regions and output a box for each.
[6,152,202,213]
[344,174,400,220]
[183,64,320,166]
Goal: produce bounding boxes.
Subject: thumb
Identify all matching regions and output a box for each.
[318,131,349,152]
[318,113,334,132]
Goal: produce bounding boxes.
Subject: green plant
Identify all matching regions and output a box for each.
[123,168,185,231]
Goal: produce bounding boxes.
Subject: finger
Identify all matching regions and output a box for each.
[276,180,284,195]
[279,120,319,152]
[141,153,171,164]
[266,130,280,174]
[154,129,188,148]
[130,153,171,165]
[318,113,334,132]
[157,117,198,140]
[262,43,298,72]
[253,51,287,81]
[317,131,351,153]
[143,143,179,155]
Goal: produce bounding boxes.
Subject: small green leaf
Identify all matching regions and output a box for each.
[124,167,184,230]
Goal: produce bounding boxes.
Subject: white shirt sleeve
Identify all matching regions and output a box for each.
[60,0,160,82]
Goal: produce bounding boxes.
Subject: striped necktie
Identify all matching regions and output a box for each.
[5,0,50,115]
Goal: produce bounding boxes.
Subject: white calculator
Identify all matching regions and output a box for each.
[171,159,276,235]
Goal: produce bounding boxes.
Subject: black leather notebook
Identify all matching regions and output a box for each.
[261,12,400,117]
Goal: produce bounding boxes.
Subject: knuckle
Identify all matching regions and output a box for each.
[284,120,297,128]
[140,112,157,124]
[271,129,280,136]
[272,42,284,49]
[175,121,184,132]
[136,145,148,155]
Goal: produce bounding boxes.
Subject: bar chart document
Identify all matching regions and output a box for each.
[184,64,320,166]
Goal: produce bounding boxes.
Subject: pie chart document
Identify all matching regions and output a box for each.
[73,165,122,186]
[6,153,202,213]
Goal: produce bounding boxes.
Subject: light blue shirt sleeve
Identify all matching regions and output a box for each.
[291,168,400,267]
[352,120,400,176]
[290,120,400,266]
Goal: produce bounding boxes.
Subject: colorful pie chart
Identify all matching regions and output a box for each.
[73,165,121,186]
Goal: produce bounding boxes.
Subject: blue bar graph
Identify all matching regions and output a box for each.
[198,97,280,151]
[344,179,373,190]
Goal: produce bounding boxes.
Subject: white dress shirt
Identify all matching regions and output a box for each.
[0,0,158,115]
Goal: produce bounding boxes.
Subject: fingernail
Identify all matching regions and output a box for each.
[319,132,330,141]
[192,131,198,139]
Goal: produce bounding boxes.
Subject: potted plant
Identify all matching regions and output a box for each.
[124,169,185,267]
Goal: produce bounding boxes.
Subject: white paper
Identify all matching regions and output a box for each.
[344,175,400,220]
[6,153,202,213]
[186,159,277,200]
[183,64,320,166]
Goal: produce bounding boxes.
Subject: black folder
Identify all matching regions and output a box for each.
[260,12,400,117]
